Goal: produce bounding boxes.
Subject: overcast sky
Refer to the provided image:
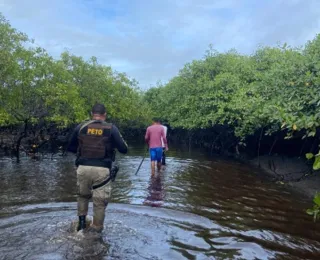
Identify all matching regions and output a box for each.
[1,0,320,89]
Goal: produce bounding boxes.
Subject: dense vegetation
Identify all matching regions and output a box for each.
[1,10,320,169]
[0,14,151,158]
[1,12,319,220]
[145,37,320,170]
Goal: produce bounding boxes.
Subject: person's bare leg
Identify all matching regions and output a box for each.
[157,161,161,171]
[151,161,156,175]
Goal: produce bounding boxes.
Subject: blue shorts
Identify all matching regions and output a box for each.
[149,147,163,162]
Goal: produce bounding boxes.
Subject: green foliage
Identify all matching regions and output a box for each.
[305,152,320,170]
[306,192,320,222]
[0,13,151,129]
[306,153,314,160]
[313,156,320,171]
[143,38,320,223]
[144,34,320,150]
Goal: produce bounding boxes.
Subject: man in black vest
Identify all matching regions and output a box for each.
[68,103,128,233]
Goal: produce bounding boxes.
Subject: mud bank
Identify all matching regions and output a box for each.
[249,155,320,199]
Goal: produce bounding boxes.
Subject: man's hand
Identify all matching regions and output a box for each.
[165,147,169,151]
[110,166,119,182]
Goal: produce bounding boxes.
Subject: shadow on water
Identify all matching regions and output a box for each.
[0,144,320,259]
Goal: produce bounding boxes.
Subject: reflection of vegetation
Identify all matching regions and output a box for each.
[306,192,320,222]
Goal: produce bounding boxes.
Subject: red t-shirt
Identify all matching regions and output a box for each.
[145,124,168,149]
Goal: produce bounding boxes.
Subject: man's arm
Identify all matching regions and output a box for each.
[145,127,150,144]
[111,125,128,154]
[161,127,168,150]
[161,125,167,147]
[67,124,81,154]
[164,126,168,137]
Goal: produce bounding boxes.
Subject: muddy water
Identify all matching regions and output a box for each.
[0,146,319,260]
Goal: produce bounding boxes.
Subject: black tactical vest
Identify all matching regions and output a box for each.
[76,120,113,167]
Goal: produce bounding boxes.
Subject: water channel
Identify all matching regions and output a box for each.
[0,145,319,259]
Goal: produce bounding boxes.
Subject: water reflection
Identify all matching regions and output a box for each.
[143,171,165,207]
[0,145,320,259]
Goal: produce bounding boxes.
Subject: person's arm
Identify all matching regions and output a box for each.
[145,127,150,144]
[161,127,168,150]
[67,124,81,154]
[111,125,128,154]
[161,125,167,147]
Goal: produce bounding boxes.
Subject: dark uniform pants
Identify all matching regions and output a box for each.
[162,148,166,165]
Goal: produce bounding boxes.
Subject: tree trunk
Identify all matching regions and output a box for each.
[235,144,240,155]
[188,130,193,152]
[15,120,28,162]
[269,135,278,156]
[257,128,264,168]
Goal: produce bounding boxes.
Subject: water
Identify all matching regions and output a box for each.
[0,145,319,260]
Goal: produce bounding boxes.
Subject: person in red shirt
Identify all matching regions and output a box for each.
[145,118,168,173]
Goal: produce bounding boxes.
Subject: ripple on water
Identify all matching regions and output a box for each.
[1,151,320,259]
[0,203,319,260]
[0,203,218,260]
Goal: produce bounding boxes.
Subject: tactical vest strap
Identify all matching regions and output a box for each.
[92,176,112,190]
[92,166,119,189]
[78,120,109,134]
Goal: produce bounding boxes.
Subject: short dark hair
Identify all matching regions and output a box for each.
[152,117,160,122]
[92,103,106,115]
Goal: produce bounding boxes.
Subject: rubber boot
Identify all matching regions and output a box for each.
[77,215,86,231]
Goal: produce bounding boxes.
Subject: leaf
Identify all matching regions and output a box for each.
[292,124,297,131]
[313,193,320,206]
[306,209,314,215]
[313,156,320,170]
[308,131,316,137]
[306,153,314,160]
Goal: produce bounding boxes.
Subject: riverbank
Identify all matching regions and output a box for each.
[250,155,320,199]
